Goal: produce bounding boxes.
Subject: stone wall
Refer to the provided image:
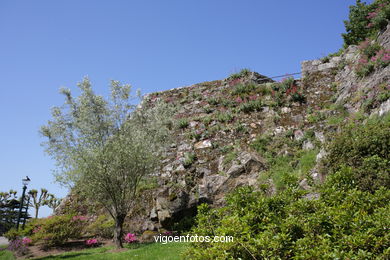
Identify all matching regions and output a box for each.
[301,45,359,77]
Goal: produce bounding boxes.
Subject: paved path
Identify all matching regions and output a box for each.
[0,236,9,246]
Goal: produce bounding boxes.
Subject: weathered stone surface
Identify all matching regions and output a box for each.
[194,140,212,149]
[371,98,390,117]
[178,143,192,151]
[294,129,304,141]
[118,26,390,233]
[315,131,325,143]
[150,207,158,220]
[303,140,314,150]
[378,24,390,49]
[281,107,291,114]
[274,126,285,135]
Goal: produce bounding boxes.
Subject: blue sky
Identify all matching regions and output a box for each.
[0,0,373,217]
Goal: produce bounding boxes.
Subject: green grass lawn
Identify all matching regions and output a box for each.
[25,242,188,260]
[0,245,15,260]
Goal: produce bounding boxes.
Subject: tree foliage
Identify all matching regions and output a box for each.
[40,77,174,247]
[342,0,390,47]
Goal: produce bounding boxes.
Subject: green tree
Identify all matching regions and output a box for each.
[44,193,61,213]
[28,188,49,219]
[40,78,173,248]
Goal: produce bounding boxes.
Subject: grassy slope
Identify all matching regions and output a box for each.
[0,243,188,260]
[31,243,188,260]
[0,245,14,260]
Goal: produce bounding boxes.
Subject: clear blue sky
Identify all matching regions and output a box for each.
[0,0,373,217]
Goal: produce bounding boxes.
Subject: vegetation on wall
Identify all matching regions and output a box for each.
[343,0,390,47]
[186,115,390,259]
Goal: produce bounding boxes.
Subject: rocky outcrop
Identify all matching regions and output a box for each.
[55,26,388,233]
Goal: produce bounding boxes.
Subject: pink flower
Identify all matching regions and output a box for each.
[358,58,368,64]
[22,237,32,245]
[72,215,88,222]
[32,226,41,233]
[124,233,137,243]
[371,56,378,62]
[367,23,374,28]
[235,96,243,103]
[86,239,98,246]
[382,54,390,62]
[229,78,241,86]
[367,11,377,19]
[358,39,370,50]
[249,95,257,101]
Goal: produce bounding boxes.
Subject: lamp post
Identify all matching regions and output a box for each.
[16,176,30,230]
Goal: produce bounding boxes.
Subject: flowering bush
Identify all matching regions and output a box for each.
[31,214,86,248]
[7,239,30,256]
[72,215,88,221]
[124,233,137,243]
[343,0,390,46]
[270,77,305,105]
[85,214,114,239]
[22,237,32,245]
[85,238,99,246]
[355,39,390,77]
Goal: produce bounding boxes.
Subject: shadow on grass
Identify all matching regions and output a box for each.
[35,253,94,259]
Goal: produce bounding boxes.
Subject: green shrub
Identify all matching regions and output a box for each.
[207,97,220,106]
[187,131,202,141]
[219,145,233,154]
[307,111,326,123]
[215,112,234,123]
[4,218,42,242]
[256,84,272,96]
[238,100,262,113]
[342,0,380,46]
[234,122,248,133]
[177,119,189,129]
[322,114,390,192]
[85,215,114,239]
[223,151,237,166]
[250,134,271,154]
[326,115,345,126]
[262,150,317,190]
[186,184,390,259]
[4,228,23,241]
[202,106,213,114]
[183,152,197,168]
[31,215,85,248]
[342,0,390,47]
[290,92,306,103]
[231,83,257,95]
[172,215,196,233]
[202,116,212,125]
[228,68,251,80]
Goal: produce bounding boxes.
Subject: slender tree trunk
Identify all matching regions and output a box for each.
[35,206,39,219]
[113,214,126,248]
